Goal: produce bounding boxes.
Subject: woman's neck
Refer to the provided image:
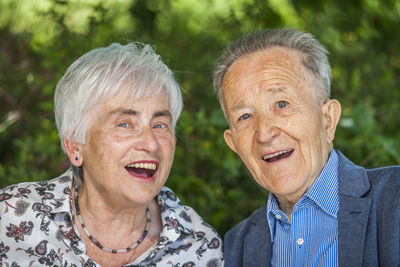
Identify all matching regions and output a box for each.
[72,196,162,266]
[74,183,150,248]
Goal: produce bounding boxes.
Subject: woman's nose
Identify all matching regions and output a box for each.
[134,127,160,153]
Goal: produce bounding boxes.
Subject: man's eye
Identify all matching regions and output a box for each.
[276,101,288,108]
[118,122,129,128]
[239,114,250,120]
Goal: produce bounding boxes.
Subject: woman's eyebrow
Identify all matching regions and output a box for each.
[106,108,171,120]
[120,109,138,115]
[107,108,138,117]
[153,110,172,120]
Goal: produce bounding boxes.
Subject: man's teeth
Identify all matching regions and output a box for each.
[263,149,293,160]
[126,163,157,170]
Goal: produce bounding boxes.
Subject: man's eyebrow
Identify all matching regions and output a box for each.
[230,101,247,112]
[229,87,290,112]
[259,86,288,94]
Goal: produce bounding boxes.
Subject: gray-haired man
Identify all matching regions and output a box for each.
[214,29,400,266]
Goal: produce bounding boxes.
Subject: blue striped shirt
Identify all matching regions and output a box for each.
[267,149,339,266]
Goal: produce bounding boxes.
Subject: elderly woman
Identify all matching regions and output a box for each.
[0,43,222,266]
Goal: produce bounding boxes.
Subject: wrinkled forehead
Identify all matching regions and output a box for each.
[223,47,305,84]
[221,47,320,106]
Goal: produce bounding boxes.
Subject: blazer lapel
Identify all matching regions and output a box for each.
[338,195,372,266]
[337,151,372,267]
[243,205,272,267]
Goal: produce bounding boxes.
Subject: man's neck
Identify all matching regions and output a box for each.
[278,201,294,222]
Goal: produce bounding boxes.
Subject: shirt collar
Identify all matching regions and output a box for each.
[266,149,339,239]
[156,186,196,240]
[132,186,197,262]
[266,193,281,241]
[47,169,74,214]
[305,149,339,218]
[51,170,196,240]
[51,171,197,262]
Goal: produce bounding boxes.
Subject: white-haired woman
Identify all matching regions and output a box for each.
[0,43,223,266]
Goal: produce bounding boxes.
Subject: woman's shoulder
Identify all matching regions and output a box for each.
[157,186,222,244]
[146,187,223,266]
[158,186,218,228]
[0,170,73,215]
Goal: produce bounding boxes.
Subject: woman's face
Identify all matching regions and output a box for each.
[78,91,175,207]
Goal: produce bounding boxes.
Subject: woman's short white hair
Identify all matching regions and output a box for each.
[54,42,183,153]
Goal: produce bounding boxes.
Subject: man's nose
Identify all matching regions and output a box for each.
[255,116,280,143]
[134,127,160,153]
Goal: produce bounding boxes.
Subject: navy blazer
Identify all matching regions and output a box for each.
[224,151,400,266]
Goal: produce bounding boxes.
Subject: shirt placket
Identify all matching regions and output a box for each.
[291,207,310,267]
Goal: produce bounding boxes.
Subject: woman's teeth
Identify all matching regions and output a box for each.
[126,162,157,170]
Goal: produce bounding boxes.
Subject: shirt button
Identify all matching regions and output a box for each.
[297,238,304,245]
[275,214,282,220]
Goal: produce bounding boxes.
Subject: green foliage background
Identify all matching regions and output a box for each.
[1,0,399,236]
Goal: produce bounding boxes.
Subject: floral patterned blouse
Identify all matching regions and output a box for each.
[0,170,223,266]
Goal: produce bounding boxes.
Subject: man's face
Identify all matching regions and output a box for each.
[221,47,340,205]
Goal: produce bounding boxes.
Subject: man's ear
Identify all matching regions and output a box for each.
[63,138,83,167]
[322,99,341,142]
[223,129,237,153]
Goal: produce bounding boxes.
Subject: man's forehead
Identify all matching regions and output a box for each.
[221,48,317,100]
[224,47,304,81]
[231,46,303,68]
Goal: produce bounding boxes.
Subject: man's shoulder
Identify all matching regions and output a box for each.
[366,165,400,199]
[337,150,400,210]
[366,165,400,182]
[224,204,270,267]
[337,153,400,265]
[225,203,268,245]
[337,150,400,194]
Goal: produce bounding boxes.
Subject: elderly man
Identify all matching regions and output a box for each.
[213,29,400,266]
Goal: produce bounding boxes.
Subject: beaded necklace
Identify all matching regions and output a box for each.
[73,184,151,254]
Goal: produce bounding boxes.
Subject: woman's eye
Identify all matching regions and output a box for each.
[239,113,250,121]
[276,101,288,109]
[118,122,130,128]
[153,124,166,129]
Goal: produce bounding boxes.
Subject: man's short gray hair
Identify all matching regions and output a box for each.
[54,43,183,184]
[213,28,331,112]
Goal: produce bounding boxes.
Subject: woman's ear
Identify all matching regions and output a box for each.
[63,138,83,167]
[322,99,341,143]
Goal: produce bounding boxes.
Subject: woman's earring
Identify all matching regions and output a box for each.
[75,156,79,161]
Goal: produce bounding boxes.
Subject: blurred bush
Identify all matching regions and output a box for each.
[0,0,399,236]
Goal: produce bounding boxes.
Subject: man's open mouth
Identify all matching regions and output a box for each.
[125,162,158,178]
[262,149,294,163]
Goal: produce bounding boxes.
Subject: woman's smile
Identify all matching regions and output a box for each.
[125,160,159,181]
